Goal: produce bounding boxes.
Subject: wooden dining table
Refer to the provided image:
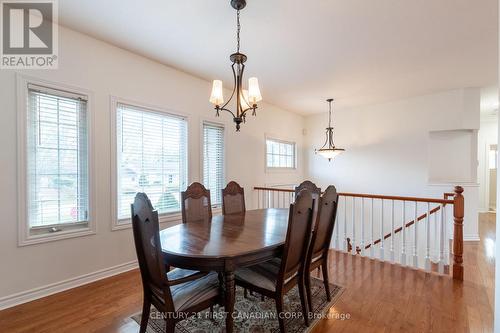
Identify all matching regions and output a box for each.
[159,208,290,333]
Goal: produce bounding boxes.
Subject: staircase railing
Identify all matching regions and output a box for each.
[253,186,464,280]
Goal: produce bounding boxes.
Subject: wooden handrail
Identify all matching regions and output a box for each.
[254,186,295,193]
[254,186,454,204]
[254,185,465,280]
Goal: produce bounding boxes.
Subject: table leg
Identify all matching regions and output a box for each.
[224,271,235,333]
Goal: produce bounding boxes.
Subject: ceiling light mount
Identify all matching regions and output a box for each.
[231,0,246,10]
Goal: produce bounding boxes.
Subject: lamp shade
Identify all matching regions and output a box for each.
[209,80,224,105]
[316,148,345,161]
[247,77,262,104]
[240,89,251,110]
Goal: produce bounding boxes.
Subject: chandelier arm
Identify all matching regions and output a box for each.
[329,128,335,148]
[320,130,330,149]
[217,107,236,118]
[236,63,245,117]
[220,62,238,110]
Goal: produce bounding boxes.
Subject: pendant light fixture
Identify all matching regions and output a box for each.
[315,98,345,161]
[209,0,262,131]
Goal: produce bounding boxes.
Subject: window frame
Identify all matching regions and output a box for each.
[265,135,297,171]
[17,75,96,246]
[200,120,226,209]
[110,96,190,230]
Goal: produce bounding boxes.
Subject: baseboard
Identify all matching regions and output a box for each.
[463,234,480,242]
[0,260,138,310]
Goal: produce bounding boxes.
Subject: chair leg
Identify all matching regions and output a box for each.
[261,294,265,301]
[165,319,176,333]
[298,278,310,327]
[139,298,151,333]
[244,288,248,298]
[304,271,313,313]
[321,260,331,301]
[275,296,286,333]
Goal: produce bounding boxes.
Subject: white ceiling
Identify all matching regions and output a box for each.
[58,0,498,115]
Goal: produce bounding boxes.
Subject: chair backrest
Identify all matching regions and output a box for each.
[131,193,174,309]
[295,180,321,223]
[181,182,212,223]
[310,185,339,257]
[222,181,246,215]
[279,189,314,282]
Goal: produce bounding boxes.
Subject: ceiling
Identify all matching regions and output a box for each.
[58,0,498,115]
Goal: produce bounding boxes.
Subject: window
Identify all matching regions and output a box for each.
[203,122,225,206]
[115,103,188,223]
[24,84,90,237]
[266,138,296,169]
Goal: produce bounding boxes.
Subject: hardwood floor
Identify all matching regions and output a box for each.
[0,213,495,332]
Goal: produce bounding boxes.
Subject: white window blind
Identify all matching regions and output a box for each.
[203,122,224,205]
[266,138,296,168]
[27,85,89,229]
[116,103,188,220]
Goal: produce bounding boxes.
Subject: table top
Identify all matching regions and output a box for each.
[160,208,289,259]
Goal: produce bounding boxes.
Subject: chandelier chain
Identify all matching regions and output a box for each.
[236,9,241,52]
[328,100,333,128]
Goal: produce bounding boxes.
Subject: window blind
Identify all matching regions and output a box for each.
[266,138,296,168]
[116,103,188,220]
[27,85,89,228]
[203,122,224,205]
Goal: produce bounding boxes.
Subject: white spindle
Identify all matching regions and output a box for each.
[360,198,365,256]
[343,196,347,252]
[370,199,374,258]
[335,196,341,249]
[444,203,449,265]
[438,204,445,273]
[401,201,406,266]
[413,201,418,268]
[380,199,384,260]
[425,202,431,271]
[352,197,356,255]
[390,200,395,262]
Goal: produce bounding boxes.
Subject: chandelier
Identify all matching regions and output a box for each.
[315,98,345,161]
[209,0,262,131]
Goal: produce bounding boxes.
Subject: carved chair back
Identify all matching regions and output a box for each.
[131,193,175,311]
[279,189,314,283]
[181,182,212,223]
[222,181,246,215]
[310,185,339,258]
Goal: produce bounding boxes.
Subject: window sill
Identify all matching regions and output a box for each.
[112,208,224,231]
[19,226,96,247]
[265,167,297,174]
[112,211,183,231]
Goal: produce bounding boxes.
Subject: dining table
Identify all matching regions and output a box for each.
[159,208,290,333]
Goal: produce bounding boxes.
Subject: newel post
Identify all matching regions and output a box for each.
[452,186,464,280]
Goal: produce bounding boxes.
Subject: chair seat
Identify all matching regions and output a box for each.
[162,269,220,312]
[235,258,294,292]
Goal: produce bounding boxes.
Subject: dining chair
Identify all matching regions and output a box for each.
[131,193,222,333]
[234,189,314,332]
[221,181,246,215]
[304,185,339,312]
[295,180,321,224]
[181,182,212,223]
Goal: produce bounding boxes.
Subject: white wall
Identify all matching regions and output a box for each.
[478,115,498,212]
[0,26,305,300]
[304,89,481,240]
